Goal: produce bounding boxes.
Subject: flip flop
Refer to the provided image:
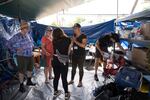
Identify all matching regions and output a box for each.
[68,81,74,85]
[77,82,83,87]
[53,90,62,100]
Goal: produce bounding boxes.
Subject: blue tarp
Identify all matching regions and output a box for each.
[0,17,20,60]
[0,17,20,83]
[116,21,141,30]
[31,19,115,45]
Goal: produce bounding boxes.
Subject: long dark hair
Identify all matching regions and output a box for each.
[111,33,119,42]
[52,28,68,44]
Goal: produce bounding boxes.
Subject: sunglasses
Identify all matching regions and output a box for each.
[73,27,78,29]
[47,30,53,32]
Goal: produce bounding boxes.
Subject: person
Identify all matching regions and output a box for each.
[41,26,54,83]
[7,21,35,93]
[94,33,125,81]
[52,28,71,99]
[68,23,87,87]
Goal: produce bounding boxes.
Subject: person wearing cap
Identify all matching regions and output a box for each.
[94,33,124,81]
[41,26,54,84]
[68,23,87,87]
[7,21,35,93]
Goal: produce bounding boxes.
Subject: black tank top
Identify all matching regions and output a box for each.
[53,37,71,55]
[72,34,87,58]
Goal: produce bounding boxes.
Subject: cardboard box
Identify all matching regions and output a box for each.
[141,23,150,40]
[132,48,148,67]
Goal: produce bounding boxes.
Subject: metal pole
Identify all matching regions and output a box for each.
[17,0,21,23]
[130,0,138,14]
[117,0,119,19]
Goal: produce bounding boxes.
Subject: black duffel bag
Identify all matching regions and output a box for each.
[93,82,150,100]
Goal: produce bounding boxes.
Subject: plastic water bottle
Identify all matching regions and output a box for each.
[126,50,132,61]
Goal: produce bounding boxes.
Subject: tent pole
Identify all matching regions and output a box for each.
[130,0,138,14]
[17,0,21,23]
[117,0,119,19]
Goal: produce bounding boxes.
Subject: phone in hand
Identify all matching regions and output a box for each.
[73,33,76,37]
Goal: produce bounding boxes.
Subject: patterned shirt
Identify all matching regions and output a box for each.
[7,32,34,57]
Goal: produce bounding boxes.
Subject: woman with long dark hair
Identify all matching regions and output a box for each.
[52,28,72,99]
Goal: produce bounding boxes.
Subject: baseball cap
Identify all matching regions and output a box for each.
[73,23,81,28]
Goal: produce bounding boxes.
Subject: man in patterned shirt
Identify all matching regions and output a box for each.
[7,21,35,93]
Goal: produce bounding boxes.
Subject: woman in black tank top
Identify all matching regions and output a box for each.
[52,28,71,99]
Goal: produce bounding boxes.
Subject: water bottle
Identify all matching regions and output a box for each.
[126,50,132,61]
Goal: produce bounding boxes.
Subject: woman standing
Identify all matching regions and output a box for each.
[52,28,71,99]
[41,26,54,83]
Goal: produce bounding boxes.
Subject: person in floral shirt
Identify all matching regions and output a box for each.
[7,21,35,93]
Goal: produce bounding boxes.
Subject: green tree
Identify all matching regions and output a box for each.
[73,17,85,24]
[51,22,61,27]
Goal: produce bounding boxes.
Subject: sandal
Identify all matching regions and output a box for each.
[54,90,62,97]
[65,92,71,100]
[45,80,49,84]
[77,82,83,87]
[68,80,74,85]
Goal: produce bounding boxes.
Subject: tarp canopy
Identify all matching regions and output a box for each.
[0,0,91,21]
[31,19,115,45]
[117,9,150,22]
